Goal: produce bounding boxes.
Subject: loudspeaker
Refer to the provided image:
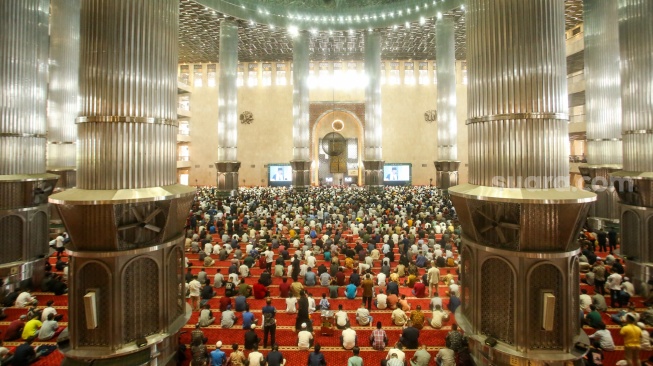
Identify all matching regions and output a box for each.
[83,291,98,329]
[542,292,556,331]
[136,337,148,348]
[485,337,498,347]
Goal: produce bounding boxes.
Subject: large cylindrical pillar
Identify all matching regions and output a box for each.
[578,0,622,222]
[49,0,195,363]
[363,30,384,189]
[611,0,653,295]
[215,18,240,195]
[0,0,58,287]
[434,16,460,189]
[449,1,595,364]
[291,31,311,190]
[47,0,80,191]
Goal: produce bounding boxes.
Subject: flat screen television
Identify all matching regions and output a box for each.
[383,164,411,185]
[268,164,292,186]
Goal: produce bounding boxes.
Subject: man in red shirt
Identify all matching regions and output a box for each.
[279,277,291,298]
[219,296,232,312]
[253,281,268,299]
[412,278,426,298]
[336,268,346,286]
[3,315,27,341]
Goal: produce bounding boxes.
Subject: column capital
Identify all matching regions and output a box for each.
[434,160,461,172]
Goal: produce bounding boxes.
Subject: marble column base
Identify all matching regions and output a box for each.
[46,168,76,224]
[0,258,47,291]
[449,184,595,362]
[578,164,622,220]
[0,173,59,287]
[363,160,384,190]
[290,160,311,191]
[434,160,461,190]
[47,168,77,191]
[215,161,241,196]
[618,201,653,295]
[49,184,195,360]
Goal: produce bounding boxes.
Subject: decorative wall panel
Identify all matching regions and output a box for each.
[529,264,563,350]
[30,211,48,258]
[0,216,24,265]
[622,210,640,258]
[461,246,473,321]
[77,262,111,347]
[123,258,159,343]
[481,258,514,345]
[169,248,185,319]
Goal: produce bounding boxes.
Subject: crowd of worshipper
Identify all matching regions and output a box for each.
[183,186,472,366]
[0,233,71,365]
[577,227,653,366]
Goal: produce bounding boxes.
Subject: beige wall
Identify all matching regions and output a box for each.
[182,61,469,187]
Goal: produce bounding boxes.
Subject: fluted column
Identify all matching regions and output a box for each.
[434,16,460,189]
[579,0,622,221]
[363,30,384,189]
[47,0,80,191]
[291,31,311,191]
[0,0,58,287]
[449,1,595,364]
[49,1,195,363]
[610,0,653,295]
[215,18,240,195]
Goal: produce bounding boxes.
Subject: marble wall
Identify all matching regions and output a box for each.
[183,61,468,186]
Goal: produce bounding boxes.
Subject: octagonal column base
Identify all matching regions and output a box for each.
[457,309,589,366]
[363,160,384,189]
[290,160,311,191]
[435,160,461,190]
[215,161,241,196]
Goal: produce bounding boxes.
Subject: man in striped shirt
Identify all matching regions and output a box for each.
[369,321,388,350]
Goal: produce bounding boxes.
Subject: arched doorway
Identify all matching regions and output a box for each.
[311,109,364,186]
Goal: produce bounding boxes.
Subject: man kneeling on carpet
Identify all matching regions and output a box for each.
[244,324,260,350]
[341,323,357,350]
[356,302,373,326]
[265,344,287,366]
[220,304,237,328]
[298,322,314,350]
[210,341,226,366]
[227,344,246,366]
[37,313,65,341]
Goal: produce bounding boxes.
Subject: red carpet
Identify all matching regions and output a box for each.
[2,227,648,366]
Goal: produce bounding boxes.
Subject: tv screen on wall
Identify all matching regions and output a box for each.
[383,164,411,184]
[268,164,292,186]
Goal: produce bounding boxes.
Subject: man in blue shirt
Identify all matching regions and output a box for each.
[448,294,461,314]
[415,253,427,268]
[210,341,226,366]
[307,344,327,366]
[387,280,399,295]
[235,295,248,312]
[346,283,358,299]
[242,305,257,329]
[305,268,317,286]
[319,271,331,286]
